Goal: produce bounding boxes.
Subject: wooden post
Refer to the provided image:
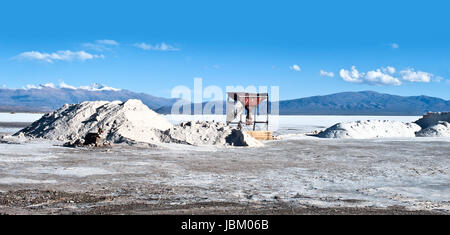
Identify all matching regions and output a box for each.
[266,94,269,131]
[253,93,258,131]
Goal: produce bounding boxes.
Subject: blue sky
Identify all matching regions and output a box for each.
[1,0,450,100]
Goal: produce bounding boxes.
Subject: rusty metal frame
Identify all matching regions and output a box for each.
[226,92,269,131]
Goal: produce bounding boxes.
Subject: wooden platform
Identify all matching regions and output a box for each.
[246,131,274,140]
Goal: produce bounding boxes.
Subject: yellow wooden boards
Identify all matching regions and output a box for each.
[246,131,274,140]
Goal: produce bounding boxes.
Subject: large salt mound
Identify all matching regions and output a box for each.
[317,120,421,139]
[15,100,262,147]
[415,121,450,137]
[15,99,173,144]
[159,121,263,147]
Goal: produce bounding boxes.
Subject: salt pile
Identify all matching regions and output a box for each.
[160,121,263,147]
[413,112,450,137]
[15,100,263,147]
[416,121,450,137]
[317,112,450,139]
[0,132,28,144]
[414,112,450,129]
[317,120,421,139]
[15,99,173,144]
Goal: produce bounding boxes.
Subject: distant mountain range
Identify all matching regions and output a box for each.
[0,84,177,112]
[156,91,450,115]
[1,86,449,115]
[276,91,450,115]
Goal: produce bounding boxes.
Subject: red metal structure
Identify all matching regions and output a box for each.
[226,92,269,131]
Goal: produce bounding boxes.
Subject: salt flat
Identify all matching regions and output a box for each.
[164,114,421,135]
[0,113,44,123]
[1,113,421,135]
[0,113,448,214]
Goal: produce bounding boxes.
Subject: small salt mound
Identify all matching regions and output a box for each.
[317,120,421,139]
[416,121,450,137]
[15,99,173,144]
[160,121,263,147]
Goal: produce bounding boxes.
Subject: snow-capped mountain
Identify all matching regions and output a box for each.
[22,82,121,92]
[78,83,121,91]
[0,83,176,112]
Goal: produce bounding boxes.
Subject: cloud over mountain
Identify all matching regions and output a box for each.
[399,68,433,83]
[339,66,438,86]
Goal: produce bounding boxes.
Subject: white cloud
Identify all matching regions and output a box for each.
[382,66,396,74]
[154,43,179,51]
[339,66,363,83]
[134,43,151,50]
[338,66,440,86]
[338,66,401,85]
[289,64,301,71]
[16,50,104,63]
[96,39,119,46]
[365,69,402,86]
[134,42,179,51]
[390,43,399,49]
[82,43,106,51]
[399,68,433,83]
[319,70,334,77]
[82,39,119,51]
